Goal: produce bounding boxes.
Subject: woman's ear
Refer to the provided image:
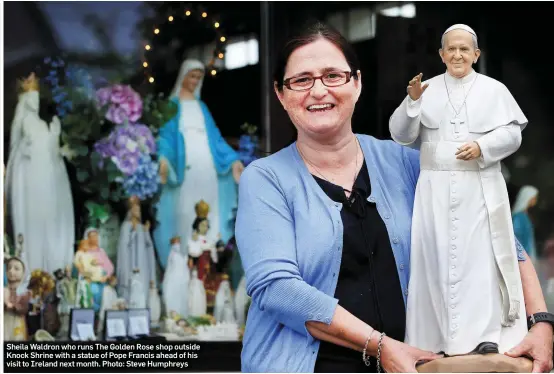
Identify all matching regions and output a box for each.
[355,70,362,102]
[274,82,287,111]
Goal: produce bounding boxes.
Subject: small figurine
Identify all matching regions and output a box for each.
[188,268,207,317]
[4,256,30,341]
[187,201,218,281]
[74,228,114,312]
[214,275,236,323]
[176,318,196,336]
[54,269,69,338]
[234,276,250,327]
[162,237,190,319]
[99,275,119,333]
[116,196,156,306]
[148,280,161,327]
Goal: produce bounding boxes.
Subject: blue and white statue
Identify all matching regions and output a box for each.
[154,59,244,269]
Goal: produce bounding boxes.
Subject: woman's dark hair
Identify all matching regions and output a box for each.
[273,20,360,91]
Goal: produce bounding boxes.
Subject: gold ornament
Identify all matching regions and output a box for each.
[195,200,210,219]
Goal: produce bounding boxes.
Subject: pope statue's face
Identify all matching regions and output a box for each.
[439,29,481,78]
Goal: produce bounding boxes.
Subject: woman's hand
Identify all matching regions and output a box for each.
[505,322,554,373]
[232,160,245,184]
[380,337,442,373]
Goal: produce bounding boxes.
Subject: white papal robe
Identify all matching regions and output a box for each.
[390,69,528,355]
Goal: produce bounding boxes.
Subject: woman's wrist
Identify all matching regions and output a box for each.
[363,329,380,356]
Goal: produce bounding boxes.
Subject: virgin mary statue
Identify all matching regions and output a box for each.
[5,73,75,274]
[153,59,244,269]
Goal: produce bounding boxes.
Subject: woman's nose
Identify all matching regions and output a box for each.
[310,79,328,97]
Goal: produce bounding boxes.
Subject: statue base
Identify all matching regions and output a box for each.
[417,353,533,373]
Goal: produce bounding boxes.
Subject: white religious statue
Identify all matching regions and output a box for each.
[153,59,245,271]
[214,275,236,323]
[98,275,120,334]
[5,73,75,274]
[116,196,156,304]
[129,269,146,309]
[148,280,162,327]
[188,268,207,317]
[389,24,528,356]
[162,237,190,318]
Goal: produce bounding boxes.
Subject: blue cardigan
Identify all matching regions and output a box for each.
[235,134,526,372]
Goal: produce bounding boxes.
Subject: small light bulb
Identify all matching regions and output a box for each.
[214,22,220,28]
[168,16,174,22]
[220,36,226,42]
[202,12,207,18]
[143,62,148,68]
[145,45,151,50]
[218,53,224,59]
[185,10,191,16]
[154,28,160,34]
[211,70,217,76]
[149,77,154,83]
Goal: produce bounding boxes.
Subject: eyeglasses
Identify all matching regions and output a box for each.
[283,71,355,91]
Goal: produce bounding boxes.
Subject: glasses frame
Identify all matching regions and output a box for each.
[283,71,356,91]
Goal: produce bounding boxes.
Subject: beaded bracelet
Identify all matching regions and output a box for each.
[376,332,386,373]
[362,328,374,366]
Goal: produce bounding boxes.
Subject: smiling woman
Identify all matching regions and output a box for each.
[235,21,441,373]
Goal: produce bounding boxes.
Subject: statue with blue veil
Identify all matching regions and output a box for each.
[154,59,244,270]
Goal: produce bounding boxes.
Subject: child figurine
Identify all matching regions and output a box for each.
[4,257,30,340]
[389,24,528,355]
[187,201,218,280]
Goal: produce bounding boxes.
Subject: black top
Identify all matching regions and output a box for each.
[313,161,406,373]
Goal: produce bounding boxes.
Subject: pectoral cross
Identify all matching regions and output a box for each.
[450,117,464,133]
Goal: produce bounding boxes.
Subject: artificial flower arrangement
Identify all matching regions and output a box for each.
[38,57,177,225]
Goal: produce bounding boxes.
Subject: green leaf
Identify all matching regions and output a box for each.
[100,187,110,200]
[106,160,119,174]
[76,170,89,182]
[90,152,102,169]
[77,145,89,156]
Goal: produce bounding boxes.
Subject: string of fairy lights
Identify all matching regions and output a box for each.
[142,5,227,84]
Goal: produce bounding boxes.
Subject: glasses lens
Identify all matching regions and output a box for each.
[323,72,347,86]
[289,76,313,90]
